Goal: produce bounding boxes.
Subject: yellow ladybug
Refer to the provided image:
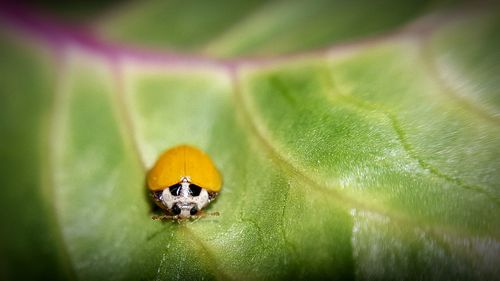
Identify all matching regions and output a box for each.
[147,145,222,219]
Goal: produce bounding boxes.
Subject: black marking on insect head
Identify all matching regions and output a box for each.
[169,184,182,196]
[189,184,202,196]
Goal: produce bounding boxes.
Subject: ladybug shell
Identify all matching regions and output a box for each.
[147,145,222,192]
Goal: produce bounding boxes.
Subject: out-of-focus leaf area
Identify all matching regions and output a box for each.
[0,0,499,280]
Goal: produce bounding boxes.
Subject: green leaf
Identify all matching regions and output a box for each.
[0,30,72,280]
[0,1,499,281]
[97,0,445,57]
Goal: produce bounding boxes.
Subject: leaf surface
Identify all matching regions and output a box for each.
[0,1,499,280]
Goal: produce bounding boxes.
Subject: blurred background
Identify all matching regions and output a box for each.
[1,0,499,280]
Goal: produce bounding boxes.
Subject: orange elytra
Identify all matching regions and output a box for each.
[147,145,222,219]
[147,145,222,192]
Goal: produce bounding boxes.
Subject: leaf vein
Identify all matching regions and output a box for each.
[230,66,498,240]
[331,91,498,205]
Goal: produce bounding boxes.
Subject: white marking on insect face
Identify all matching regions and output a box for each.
[161,182,210,218]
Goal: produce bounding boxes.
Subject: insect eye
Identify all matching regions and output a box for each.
[190,206,198,215]
[189,184,202,196]
[171,204,181,215]
[169,184,182,196]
